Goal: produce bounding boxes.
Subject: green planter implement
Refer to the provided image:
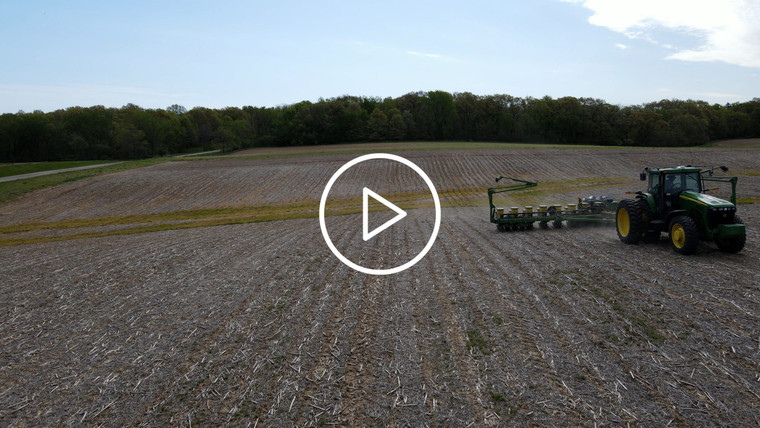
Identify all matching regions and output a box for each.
[488,176,617,232]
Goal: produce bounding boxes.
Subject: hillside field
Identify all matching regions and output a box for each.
[1,143,759,426]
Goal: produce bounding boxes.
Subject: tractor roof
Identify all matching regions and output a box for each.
[647,166,702,174]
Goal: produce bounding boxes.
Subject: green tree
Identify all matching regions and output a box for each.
[113,119,149,159]
[396,92,428,139]
[626,109,672,146]
[386,108,406,140]
[367,108,388,141]
[336,99,366,142]
[517,96,553,142]
[425,91,457,140]
[0,113,20,161]
[453,92,481,140]
[166,104,188,115]
[669,114,709,146]
[186,107,221,150]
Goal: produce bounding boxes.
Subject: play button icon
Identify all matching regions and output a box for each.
[319,153,441,275]
[362,187,406,241]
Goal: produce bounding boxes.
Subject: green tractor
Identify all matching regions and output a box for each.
[616,165,746,255]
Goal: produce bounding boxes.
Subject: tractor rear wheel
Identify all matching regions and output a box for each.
[616,199,643,244]
[669,216,699,255]
[716,215,746,253]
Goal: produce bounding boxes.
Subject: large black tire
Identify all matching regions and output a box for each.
[616,199,643,244]
[715,215,746,253]
[669,216,699,255]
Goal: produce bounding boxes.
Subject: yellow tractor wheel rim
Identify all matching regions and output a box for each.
[671,223,686,248]
[617,208,630,237]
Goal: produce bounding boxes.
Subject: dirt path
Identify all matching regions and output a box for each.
[0,162,121,183]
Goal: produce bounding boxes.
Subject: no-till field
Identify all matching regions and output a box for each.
[1,146,759,427]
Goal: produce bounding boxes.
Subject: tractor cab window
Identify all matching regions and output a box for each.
[664,174,680,193]
[648,174,660,194]
[682,172,701,192]
[664,172,701,194]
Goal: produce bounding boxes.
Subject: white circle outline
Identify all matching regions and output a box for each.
[319,153,441,275]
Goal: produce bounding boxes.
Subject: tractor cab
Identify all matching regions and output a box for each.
[643,166,702,213]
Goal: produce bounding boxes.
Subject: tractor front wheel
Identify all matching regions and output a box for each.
[715,215,746,253]
[616,199,643,244]
[669,216,699,255]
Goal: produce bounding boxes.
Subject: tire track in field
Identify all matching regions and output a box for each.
[442,216,640,425]
[1,232,222,386]
[158,215,390,426]
[1,233,200,422]
[216,250,348,426]
[554,227,758,358]
[281,255,381,425]
[279,259,380,426]
[581,229,759,340]
[430,227,550,425]
[372,224,456,427]
[320,224,410,426]
[420,246,486,425]
[92,222,314,424]
[398,217,470,426]
[451,212,688,425]
[296,215,449,426]
[407,267,476,426]
[325,274,387,426]
[1,223,309,425]
[481,221,754,425]
[545,227,760,423]
[247,262,358,426]
[140,220,353,425]
[573,239,760,424]
[470,219,752,426]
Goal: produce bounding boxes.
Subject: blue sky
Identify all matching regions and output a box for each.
[1,0,758,113]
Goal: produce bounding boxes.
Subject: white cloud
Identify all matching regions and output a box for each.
[568,0,760,68]
[406,51,447,60]
[691,91,744,99]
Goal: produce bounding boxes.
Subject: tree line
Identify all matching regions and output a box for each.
[1,92,759,162]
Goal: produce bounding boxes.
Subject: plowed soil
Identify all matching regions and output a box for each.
[1,145,758,427]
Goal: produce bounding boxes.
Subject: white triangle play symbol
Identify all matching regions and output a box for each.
[363,187,407,241]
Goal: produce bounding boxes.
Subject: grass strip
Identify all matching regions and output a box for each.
[737,197,759,204]
[0,178,630,247]
[734,170,760,176]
